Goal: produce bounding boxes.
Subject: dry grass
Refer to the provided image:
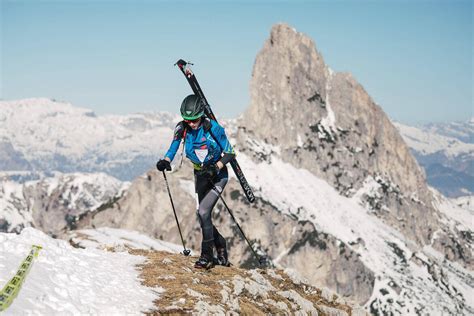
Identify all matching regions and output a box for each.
[130,249,356,315]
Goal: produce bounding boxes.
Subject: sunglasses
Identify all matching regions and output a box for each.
[184,117,201,123]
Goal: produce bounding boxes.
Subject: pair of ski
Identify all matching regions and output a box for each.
[174,59,255,204]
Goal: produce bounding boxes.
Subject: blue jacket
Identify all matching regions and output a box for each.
[165,119,235,167]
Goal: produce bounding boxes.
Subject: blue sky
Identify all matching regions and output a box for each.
[1,0,472,124]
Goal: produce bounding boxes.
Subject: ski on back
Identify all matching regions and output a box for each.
[175,59,255,203]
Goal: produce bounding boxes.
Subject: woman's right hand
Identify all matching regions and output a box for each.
[156,159,171,171]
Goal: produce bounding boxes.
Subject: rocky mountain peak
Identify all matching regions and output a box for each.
[239,23,470,266]
[244,23,329,145]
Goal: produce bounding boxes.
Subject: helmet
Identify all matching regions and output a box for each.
[180,94,204,120]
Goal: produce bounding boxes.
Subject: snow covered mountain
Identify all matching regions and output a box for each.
[394,121,473,197]
[0,98,176,181]
[424,119,473,143]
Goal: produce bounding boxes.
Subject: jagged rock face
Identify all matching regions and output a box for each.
[241,23,439,249]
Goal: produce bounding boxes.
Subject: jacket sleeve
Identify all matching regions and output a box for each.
[211,120,235,165]
[164,122,185,162]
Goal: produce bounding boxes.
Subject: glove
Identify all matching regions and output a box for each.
[156,159,171,172]
[202,164,219,179]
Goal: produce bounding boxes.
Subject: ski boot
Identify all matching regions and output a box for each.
[194,256,214,270]
[213,228,230,267]
[195,241,215,270]
[216,246,230,267]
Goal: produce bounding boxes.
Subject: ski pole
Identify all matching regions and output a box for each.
[162,171,191,256]
[209,179,268,266]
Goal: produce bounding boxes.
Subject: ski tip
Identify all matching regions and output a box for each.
[175,59,187,68]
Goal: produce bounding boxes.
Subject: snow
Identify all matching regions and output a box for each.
[0,172,129,233]
[0,227,159,315]
[423,120,473,143]
[41,172,130,209]
[297,134,303,147]
[429,188,473,230]
[236,152,473,314]
[450,195,474,212]
[238,153,407,272]
[0,98,177,179]
[244,136,282,158]
[319,67,337,138]
[69,227,187,253]
[394,121,474,157]
[0,180,33,232]
[351,175,382,203]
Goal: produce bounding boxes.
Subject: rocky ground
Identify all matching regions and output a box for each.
[130,249,367,315]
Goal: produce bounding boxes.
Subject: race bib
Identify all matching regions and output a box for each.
[195,149,208,162]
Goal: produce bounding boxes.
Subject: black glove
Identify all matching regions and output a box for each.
[202,163,219,179]
[156,159,171,171]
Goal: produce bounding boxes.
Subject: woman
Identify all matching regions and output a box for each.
[156,94,235,269]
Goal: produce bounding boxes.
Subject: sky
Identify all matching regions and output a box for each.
[1,0,472,124]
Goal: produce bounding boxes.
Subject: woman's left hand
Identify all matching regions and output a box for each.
[203,164,219,179]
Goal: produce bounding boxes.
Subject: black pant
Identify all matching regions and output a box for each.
[194,167,228,258]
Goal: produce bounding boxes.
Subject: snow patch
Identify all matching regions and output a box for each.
[69,227,185,253]
[318,67,337,140]
[0,228,158,314]
[297,134,303,147]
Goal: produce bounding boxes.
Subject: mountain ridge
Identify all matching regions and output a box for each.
[0,98,177,181]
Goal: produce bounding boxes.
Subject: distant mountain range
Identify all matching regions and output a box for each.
[394,120,473,197]
[1,98,471,198]
[0,98,176,182]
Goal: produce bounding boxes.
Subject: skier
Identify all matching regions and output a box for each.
[156,94,235,269]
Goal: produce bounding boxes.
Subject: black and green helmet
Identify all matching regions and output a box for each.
[180,94,204,120]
